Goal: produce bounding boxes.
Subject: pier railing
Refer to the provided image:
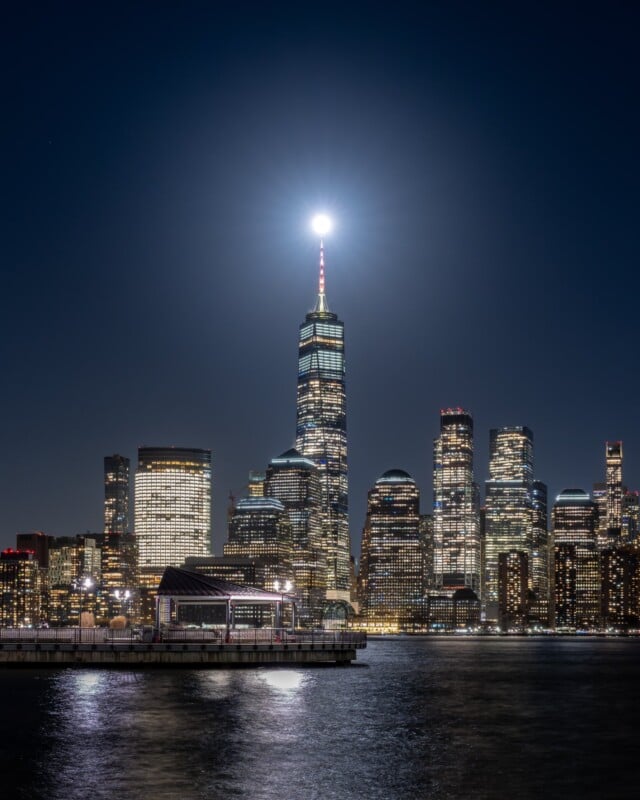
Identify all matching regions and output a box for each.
[0,627,367,648]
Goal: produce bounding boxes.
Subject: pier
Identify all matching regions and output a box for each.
[0,628,366,667]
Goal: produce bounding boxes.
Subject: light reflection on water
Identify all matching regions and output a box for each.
[2,639,640,799]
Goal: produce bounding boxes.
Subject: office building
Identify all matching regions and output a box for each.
[433,408,480,594]
[552,489,599,629]
[224,497,293,590]
[359,470,422,631]
[484,426,534,620]
[600,547,639,629]
[498,550,529,631]
[135,447,212,571]
[264,448,326,626]
[529,481,550,625]
[295,240,350,601]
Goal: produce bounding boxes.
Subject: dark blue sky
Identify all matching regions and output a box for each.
[2,1,639,557]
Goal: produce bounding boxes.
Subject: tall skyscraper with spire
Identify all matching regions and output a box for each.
[295,236,351,602]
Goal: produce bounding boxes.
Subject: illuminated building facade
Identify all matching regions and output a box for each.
[135,447,212,571]
[498,550,529,630]
[264,449,326,626]
[433,409,480,593]
[606,441,623,538]
[600,547,640,629]
[484,426,534,619]
[47,535,101,625]
[135,447,211,623]
[359,470,422,631]
[0,550,43,627]
[102,454,136,617]
[104,454,130,534]
[224,497,293,591]
[552,489,599,629]
[622,490,639,543]
[295,241,350,601]
[529,481,550,625]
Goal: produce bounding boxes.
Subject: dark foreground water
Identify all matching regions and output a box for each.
[2,637,639,799]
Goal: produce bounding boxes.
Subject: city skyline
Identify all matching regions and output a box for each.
[3,2,639,556]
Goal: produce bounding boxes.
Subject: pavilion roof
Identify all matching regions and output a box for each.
[157,566,288,602]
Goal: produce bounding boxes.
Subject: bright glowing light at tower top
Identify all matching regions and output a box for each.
[311,213,332,237]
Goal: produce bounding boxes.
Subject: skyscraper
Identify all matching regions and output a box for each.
[135,447,212,572]
[104,454,130,535]
[224,497,293,591]
[359,470,422,631]
[552,489,599,629]
[264,448,326,626]
[295,239,350,601]
[606,441,623,539]
[484,426,534,620]
[102,454,136,614]
[530,480,550,625]
[433,408,480,594]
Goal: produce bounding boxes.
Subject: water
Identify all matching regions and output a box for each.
[2,637,639,799]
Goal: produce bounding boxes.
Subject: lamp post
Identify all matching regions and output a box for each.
[78,577,93,639]
[114,589,131,620]
[273,579,294,632]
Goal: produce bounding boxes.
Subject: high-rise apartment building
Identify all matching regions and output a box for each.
[295,241,350,601]
[484,426,534,619]
[264,448,326,626]
[552,489,599,629]
[359,470,422,631]
[433,408,480,593]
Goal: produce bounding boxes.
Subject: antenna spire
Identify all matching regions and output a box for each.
[315,239,329,312]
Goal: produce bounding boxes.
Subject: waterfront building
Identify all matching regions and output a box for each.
[295,239,350,601]
[359,470,422,631]
[498,550,529,631]
[552,489,600,629]
[600,547,640,629]
[433,408,481,594]
[484,426,534,620]
[264,448,327,626]
[420,514,434,592]
[425,588,481,631]
[0,549,43,627]
[529,481,550,625]
[553,543,577,629]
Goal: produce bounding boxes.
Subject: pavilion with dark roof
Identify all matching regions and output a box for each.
[156,566,296,631]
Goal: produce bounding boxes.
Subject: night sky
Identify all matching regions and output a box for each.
[3,1,639,558]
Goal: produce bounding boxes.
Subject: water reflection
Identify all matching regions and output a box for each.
[3,639,640,800]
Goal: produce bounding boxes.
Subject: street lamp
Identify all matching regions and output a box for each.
[114,589,132,620]
[78,577,93,635]
[273,580,294,631]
